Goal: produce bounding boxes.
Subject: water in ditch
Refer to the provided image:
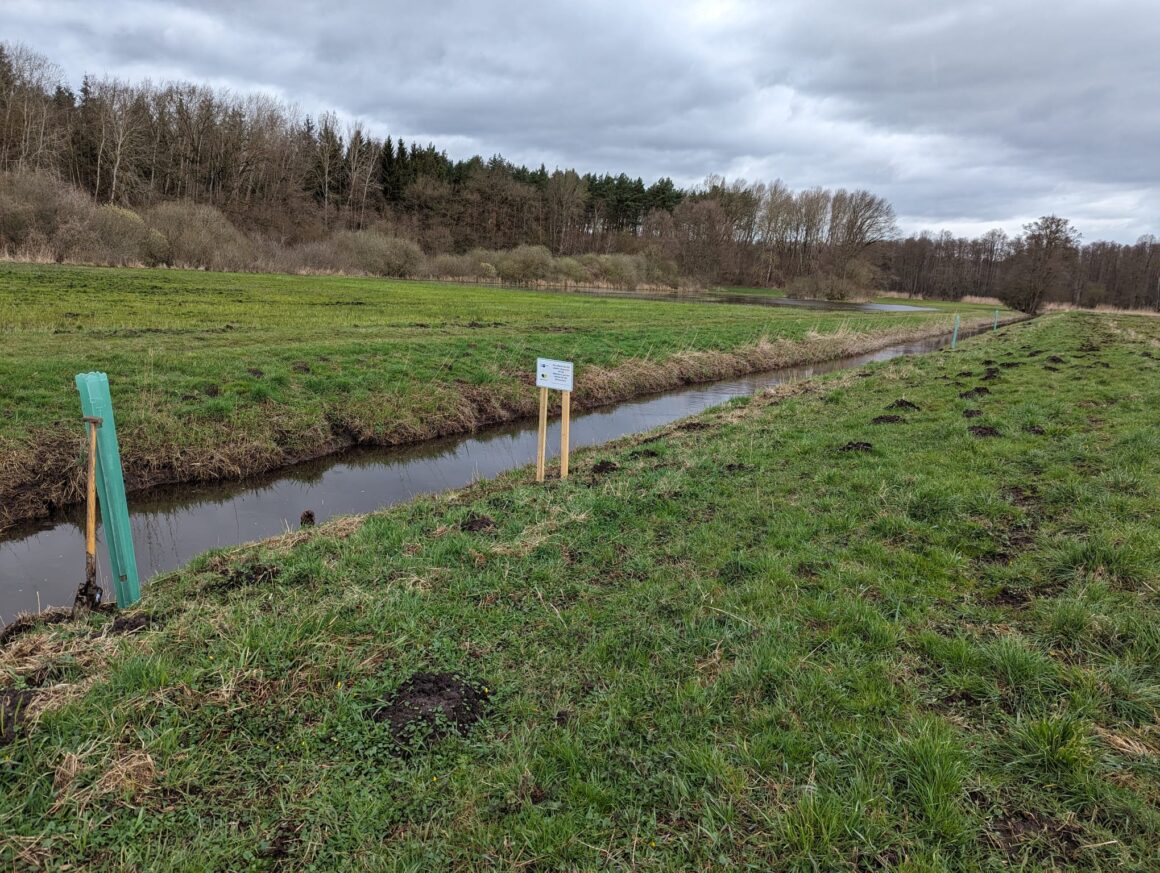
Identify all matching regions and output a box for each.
[0,327,982,621]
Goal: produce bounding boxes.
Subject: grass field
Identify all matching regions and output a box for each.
[2,312,1157,870]
[0,264,1003,530]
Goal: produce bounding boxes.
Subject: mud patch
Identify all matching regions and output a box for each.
[962,409,983,419]
[591,460,620,476]
[838,441,873,453]
[1046,355,1066,364]
[677,421,712,432]
[999,361,1023,369]
[871,415,904,425]
[291,361,311,374]
[204,384,221,397]
[1024,425,1046,435]
[105,612,163,636]
[988,811,1083,865]
[0,689,37,745]
[630,448,661,459]
[370,671,488,752]
[210,560,280,593]
[460,514,496,533]
[724,463,752,472]
[0,609,72,649]
[886,399,920,411]
[960,386,991,399]
[989,586,1031,607]
[981,367,1002,381]
[956,370,974,377]
[247,368,264,378]
[969,425,1002,438]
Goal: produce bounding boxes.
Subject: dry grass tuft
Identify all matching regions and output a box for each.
[49,743,158,814]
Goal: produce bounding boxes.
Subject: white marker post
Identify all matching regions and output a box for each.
[535,357,574,482]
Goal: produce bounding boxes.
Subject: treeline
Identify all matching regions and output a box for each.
[0,42,896,293]
[887,226,1160,311]
[1,41,1156,310]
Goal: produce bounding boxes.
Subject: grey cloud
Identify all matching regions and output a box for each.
[4,0,1156,240]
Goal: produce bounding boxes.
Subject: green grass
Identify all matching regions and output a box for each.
[0,263,999,528]
[2,312,1157,870]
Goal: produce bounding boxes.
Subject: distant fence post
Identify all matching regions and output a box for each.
[951,314,961,350]
[76,372,140,607]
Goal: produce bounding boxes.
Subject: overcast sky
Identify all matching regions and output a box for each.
[6,0,1157,241]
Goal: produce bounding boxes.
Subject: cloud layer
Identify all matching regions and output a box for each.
[6,0,1157,240]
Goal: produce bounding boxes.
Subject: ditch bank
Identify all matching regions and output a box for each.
[0,315,1015,534]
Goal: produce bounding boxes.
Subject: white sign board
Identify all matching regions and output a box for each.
[536,358,574,392]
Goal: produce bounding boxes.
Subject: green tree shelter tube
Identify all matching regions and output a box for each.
[76,372,140,607]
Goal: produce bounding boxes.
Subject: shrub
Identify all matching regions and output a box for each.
[0,171,91,254]
[145,201,252,270]
[494,244,552,285]
[335,231,423,277]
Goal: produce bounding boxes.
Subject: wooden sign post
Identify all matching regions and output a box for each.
[535,357,574,482]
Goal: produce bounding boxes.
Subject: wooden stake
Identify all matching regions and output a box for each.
[536,386,548,482]
[560,390,571,479]
[84,418,99,585]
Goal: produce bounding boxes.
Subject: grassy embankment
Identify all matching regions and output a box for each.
[0,264,1003,531]
[2,312,1158,869]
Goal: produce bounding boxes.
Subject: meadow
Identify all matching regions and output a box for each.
[0,264,1001,530]
[1,312,1157,870]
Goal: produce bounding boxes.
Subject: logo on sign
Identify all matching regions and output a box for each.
[536,358,574,392]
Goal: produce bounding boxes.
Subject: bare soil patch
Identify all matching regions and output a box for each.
[370,671,488,753]
[960,387,991,399]
[0,609,72,649]
[886,399,920,411]
[969,425,1002,438]
[460,515,496,533]
[871,415,904,425]
[963,409,983,419]
[838,441,873,453]
[0,688,37,745]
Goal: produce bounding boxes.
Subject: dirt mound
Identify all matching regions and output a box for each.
[1046,355,1066,364]
[677,421,712,432]
[106,613,162,636]
[838,441,873,453]
[886,399,920,411]
[956,370,974,377]
[591,460,620,476]
[630,448,660,459]
[963,409,983,418]
[1024,425,1046,435]
[210,561,280,593]
[960,387,991,399]
[988,811,1083,865]
[871,415,904,425]
[981,367,1002,381]
[371,672,488,752]
[0,609,72,649]
[460,514,496,533]
[969,425,1002,438]
[0,689,37,746]
[989,587,1031,607]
